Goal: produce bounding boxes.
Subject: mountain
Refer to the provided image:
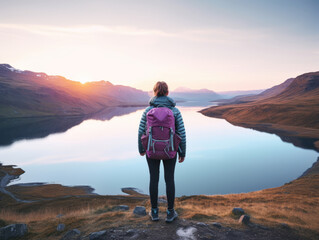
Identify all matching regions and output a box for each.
[217,78,294,105]
[216,89,264,99]
[200,71,319,151]
[0,64,149,118]
[170,87,221,102]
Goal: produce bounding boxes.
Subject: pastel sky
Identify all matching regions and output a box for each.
[0,0,318,91]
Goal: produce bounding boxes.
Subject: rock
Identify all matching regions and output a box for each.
[232,207,245,216]
[238,215,250,224]
[121,187,147,196]
[176,227,197,240]
[212,222,222,228]
[0,223,28,240]
[254,223,270,230]
[60,229,81,240]
[133,206,146,216]
[57,223,65,231]
[125,229,139,238]
[113,205,129,211]
[89,230,107,240]
[280,223,290,229]
[158,197,167,204]
[196,222,207,227]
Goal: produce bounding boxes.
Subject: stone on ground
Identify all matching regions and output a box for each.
[232,207,245,216]
[176,226,197,240]
[239,215,250,224]
[60,229,81,240]
[57,223,65,231]
[0,223,28,240]
[133,206,146,216]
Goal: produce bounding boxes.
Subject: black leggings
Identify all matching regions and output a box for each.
[146,156,177,210]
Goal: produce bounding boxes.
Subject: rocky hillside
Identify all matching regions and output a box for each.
[200,71,319,151]
[0,64,149,118]
[201,72,319,128]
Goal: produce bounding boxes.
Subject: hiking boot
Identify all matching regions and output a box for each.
[149,208,159,221]
[165,209,178,223]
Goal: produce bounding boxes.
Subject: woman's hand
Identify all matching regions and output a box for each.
[178,156,185,163]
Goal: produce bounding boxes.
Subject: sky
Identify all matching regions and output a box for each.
[0,0,318,91]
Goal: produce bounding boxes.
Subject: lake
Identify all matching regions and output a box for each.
[0,104,317,196]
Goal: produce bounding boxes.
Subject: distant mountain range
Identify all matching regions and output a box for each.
[1,63,290,118]
[170,87,265,102]
[217,78,294,105]
[170,87,221,102]
[215,89,264,99]
[0,64,149,118]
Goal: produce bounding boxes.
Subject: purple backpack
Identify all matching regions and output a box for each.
[141,107,181,160]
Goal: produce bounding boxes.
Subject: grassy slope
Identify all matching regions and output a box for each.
[200,72,319,150]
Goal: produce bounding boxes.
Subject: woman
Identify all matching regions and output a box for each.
[138,81,186,223]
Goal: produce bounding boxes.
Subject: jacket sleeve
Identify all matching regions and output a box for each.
[138,107,149,154]
[174,108,186,158]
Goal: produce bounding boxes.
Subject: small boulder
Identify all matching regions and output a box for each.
[113,205,129,211]
[238,215,250,225]
[133,206,146,216]
[125,229,139,238]
[89,230,107,240]
[176,227,197,240]
[0,223,28,240]
[57,223,65,231]
[280,223,290,229]
[212,222,222,228]
[232,207,245,216]
[196,222,207,227]
[60,229,81,240]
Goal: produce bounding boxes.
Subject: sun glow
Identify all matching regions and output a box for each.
[0,1,318,91]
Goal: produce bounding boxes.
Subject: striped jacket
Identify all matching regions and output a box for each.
[138,96,186,158]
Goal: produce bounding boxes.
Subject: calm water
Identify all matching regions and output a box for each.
[0,105,317,196]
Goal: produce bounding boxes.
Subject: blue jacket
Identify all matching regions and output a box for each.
[138,96,186,157]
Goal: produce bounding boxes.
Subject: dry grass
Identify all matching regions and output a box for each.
[173,177,319,231]
[1,180,319,240]
[0,165,25,176]
[7,184,92,201]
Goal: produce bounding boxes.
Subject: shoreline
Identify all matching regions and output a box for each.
[199,107,319,153]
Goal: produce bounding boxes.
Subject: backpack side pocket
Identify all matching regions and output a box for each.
[141,134,149,152]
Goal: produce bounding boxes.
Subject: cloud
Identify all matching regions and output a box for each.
[0,23,176,37]
[0,23,267,43]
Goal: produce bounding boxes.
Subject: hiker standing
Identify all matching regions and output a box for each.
[138,81,186,222]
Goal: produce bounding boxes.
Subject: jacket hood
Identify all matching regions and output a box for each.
[149,96,176,108]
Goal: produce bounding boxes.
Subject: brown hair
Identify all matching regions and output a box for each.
[153,81,169,97]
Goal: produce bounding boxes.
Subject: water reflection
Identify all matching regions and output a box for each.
[231,123,319,153]
[0,106,143,147]
[0,106,318,196]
